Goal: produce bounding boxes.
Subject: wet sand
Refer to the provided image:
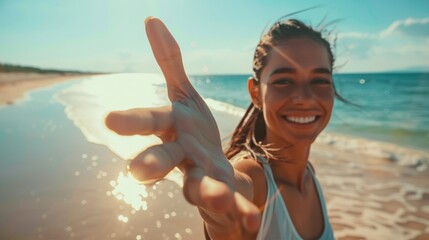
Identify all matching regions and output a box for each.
[0,83,203,240]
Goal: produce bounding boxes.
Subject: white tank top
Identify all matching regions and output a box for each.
[256,156,335,240]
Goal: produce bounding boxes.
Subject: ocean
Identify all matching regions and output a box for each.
[189,73,429,151]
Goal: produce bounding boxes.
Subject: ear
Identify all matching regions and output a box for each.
[248,77,261,109]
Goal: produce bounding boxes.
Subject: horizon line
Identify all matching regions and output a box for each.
[1,62,429,76]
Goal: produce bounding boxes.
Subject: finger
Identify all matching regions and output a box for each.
[105,106,173,136]
[145,17,197,101]
[234,192,261,233]
[129,142,185,183]
[182,167,234,213]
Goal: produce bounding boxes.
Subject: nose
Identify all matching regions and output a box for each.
[291,84,313,105]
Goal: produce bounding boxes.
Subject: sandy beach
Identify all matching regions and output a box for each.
[0,73,428,239]
[0,72,93,106]
[312,134,429,240]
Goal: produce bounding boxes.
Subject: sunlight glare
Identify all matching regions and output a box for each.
[111,171,149,211]
[110,169,184,211]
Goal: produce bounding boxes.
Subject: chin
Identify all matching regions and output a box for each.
[288,136,317,146]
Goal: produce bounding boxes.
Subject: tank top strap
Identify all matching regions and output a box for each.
[306,162,335,240]
[255,156,336,240]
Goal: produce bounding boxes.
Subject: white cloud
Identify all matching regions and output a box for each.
[336,17,429,72]
[336,31,376,60]
[380,17,429,38]
[337,32,376,40]
[371,39,429,55]
[337,39,429,73]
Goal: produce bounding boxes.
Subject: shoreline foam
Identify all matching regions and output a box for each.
[316,132,429,171]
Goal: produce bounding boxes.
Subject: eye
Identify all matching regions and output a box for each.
[311,78,332,85]
[272,78,294,86]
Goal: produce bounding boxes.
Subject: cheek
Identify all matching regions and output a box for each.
[318,89,334,124]
[315,88,334,107]
[260,89,282,125]
[261,88,286,111]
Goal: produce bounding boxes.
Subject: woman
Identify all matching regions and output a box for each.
[105,16,337,239]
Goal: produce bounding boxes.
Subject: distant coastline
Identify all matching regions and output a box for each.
[0,63,102,75]
[0,63,98,106]
[336,71,429,75]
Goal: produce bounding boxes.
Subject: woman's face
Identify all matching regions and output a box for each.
[251,37,334,146]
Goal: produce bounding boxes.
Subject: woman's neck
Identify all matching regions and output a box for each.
[262,136,312,192]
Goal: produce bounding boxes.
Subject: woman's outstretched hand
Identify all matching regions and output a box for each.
[104,17,260,239]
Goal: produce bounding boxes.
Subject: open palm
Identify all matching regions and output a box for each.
[105,17,259,239]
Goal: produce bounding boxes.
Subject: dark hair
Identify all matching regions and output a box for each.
[224,18,349,160]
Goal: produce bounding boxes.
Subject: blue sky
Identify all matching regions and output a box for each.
[0,0,428,74]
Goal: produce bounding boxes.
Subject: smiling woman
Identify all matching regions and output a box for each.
[221,18,338,240]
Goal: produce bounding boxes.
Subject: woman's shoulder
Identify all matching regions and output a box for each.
[230,151,267,207]
[230,151,264,175]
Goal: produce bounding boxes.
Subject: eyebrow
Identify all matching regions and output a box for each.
[269,67,332,76]
[313,68,332,74]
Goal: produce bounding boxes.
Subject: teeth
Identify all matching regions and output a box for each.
[286,116,317,124]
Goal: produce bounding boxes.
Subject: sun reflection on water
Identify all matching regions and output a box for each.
[110,168,184,212]
[110,171,149,211]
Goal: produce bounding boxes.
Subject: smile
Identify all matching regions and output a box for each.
[283,116,319,124]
